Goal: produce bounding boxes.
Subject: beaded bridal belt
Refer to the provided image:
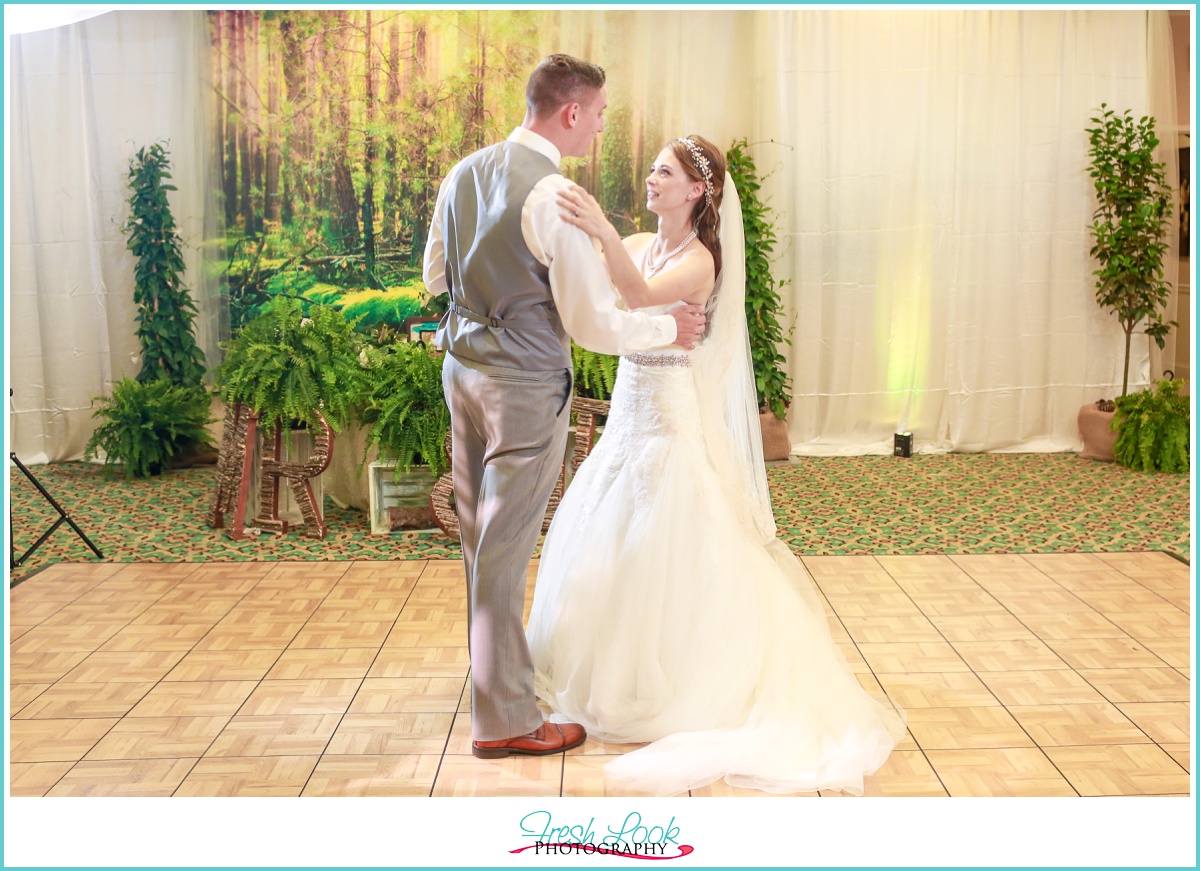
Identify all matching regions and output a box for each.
[623,352,692,368]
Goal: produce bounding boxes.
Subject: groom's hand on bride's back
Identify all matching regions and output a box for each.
[670,304,706,350]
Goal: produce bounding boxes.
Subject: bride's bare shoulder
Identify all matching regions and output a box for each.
[622,232,655,254]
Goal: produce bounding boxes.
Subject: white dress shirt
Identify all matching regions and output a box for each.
[423,127,678,356]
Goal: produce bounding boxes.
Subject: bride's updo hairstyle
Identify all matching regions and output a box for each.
[669,135,726,278]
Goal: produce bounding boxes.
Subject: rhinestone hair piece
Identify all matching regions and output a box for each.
[676,137,714,206]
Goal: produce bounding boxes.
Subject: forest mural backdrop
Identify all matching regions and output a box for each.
[210,9,686,334]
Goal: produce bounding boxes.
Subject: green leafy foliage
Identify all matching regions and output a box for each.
[83,379,215,480]
[599,104,638,238]
[265,267,319,301]
[1111,379,1189,473]
[227,243,427,332]
[296,281,344,306]
[726,140,793,419]
[214,296,365,435]
[1086,105,1176,397]
[572,343,619,401]
[225,230,321,330]
[221,11,538,265]
[358,341,450,477]
[333,286,423,331]
[123,142,206,387]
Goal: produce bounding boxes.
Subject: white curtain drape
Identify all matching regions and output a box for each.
[6,9,1181,462]
[753,9,1179,454]
[1147,9,1183,384]
[7,10,220,464]
[553,10,756,166]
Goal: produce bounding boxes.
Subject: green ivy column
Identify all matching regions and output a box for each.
[124,142,207,387]
[726,140,793,419]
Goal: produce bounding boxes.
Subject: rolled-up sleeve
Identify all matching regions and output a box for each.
[523,175,677,355]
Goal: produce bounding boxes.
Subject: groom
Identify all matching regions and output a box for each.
[423,54,706,757]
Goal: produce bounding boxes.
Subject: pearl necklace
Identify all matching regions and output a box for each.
[641,229,697,277]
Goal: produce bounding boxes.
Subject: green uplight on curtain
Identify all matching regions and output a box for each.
[875,212,933,434]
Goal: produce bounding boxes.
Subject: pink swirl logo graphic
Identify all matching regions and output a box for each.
[515,812,692,860]
[510,843,695,860]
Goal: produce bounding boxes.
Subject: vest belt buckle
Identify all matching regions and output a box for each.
[487,316,502,328]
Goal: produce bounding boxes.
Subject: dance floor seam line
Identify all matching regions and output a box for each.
[8,553,1192,798]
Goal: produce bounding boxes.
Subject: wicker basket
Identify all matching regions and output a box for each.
[430,396,610,540]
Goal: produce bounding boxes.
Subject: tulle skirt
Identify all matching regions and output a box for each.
[527,359,905,795]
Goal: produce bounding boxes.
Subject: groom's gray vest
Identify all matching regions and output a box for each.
[434,141,570,371]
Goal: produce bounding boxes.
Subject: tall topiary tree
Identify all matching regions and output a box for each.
[1086,105,1176,398]
[124,142,207,387]
[726,139,793,419]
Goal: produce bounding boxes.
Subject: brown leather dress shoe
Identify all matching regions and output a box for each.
[472,720,587,759]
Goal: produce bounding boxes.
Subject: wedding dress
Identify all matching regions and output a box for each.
[526,175,906,796]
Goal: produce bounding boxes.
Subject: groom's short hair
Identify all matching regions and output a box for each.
[526,54,606,119]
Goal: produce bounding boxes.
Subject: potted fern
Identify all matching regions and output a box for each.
[84,378,215,479]
[84,142,215,475]
[1111,377,1189,473]
[214,296,365,525]
[214,295,365,435]
[726,140,794,460]
[358,339,450,532]
[572,343,618,401]
[1079,105,1177,461]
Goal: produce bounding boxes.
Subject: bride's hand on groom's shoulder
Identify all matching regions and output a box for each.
[557,185,611,242]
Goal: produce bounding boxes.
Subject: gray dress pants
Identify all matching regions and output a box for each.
[442,352,572,741]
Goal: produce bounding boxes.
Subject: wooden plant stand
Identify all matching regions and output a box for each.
[210,404,335,540]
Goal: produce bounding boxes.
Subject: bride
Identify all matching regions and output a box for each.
[526,135,906,796]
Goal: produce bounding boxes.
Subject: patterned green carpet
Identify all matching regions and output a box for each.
[8,454,1191,582]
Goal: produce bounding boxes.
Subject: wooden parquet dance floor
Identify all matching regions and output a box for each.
[8,553,1191,798]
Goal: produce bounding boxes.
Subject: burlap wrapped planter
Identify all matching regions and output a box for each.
[760,409,791,461]
[1078,401,1117,462]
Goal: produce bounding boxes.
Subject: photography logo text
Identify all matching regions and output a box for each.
[510,810,694,860]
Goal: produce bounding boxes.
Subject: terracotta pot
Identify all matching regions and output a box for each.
[1078,401,1117,462]
[759,409,791,461]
